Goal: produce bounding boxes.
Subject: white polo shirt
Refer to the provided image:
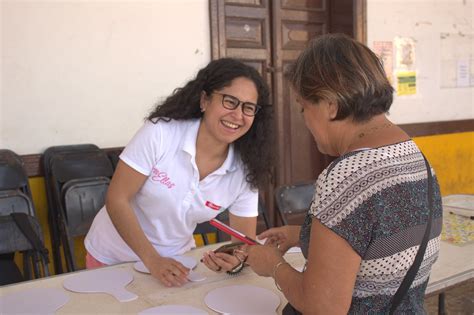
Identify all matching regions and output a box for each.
[85,118,258,264]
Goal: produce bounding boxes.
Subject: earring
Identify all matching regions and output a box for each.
[200,107,205,112]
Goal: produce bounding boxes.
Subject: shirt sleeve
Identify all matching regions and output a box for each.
[309,159,375,258]
[228,183,258,217]
[120,120,164,176]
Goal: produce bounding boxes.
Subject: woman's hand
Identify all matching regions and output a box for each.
[244,244,283,277]
[146,256,190,287]
[258,225,301,253]
[201,250,242,273]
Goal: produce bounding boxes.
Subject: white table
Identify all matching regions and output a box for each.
[1,239,472,314]
[427,194,474,295]
[0,243,305,314]
[2,195,473,314]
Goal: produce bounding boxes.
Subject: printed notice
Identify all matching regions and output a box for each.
[397,71,417,96]
[457,59,470,87]
[394,37,416,71]
[373,41,394,83]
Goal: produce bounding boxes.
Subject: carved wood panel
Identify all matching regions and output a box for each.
[211,0,272,87]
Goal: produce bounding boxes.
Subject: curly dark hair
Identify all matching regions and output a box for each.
[286,33,394,122]
[147,58,274,189]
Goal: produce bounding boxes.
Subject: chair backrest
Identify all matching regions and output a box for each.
[106,150,122,170]
[0,149,49,283]
[61,177,110,236]
[0,150,36,217]
[0,149,33,209]
[44,144,113,232]
[275,181,315,225]
[43,144,114,272]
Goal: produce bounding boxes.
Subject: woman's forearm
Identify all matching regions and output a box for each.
[274,261,305,311]
[106,199,160,264]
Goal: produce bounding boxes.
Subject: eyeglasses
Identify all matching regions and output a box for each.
[213,92,261,117]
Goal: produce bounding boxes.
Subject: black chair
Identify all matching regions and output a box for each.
[0,149,50,284]
[274,181,315,225]
[43,144,114,273]
[106,149,122,170]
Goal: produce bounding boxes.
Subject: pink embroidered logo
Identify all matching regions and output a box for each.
[151,167,175,189]
[205,201,221,211]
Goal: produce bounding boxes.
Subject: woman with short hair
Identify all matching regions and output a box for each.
[244,34,442,314]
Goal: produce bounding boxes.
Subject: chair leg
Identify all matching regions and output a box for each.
[42,255,50,277]
[22,252,32,280]
[49,211,64,274]
[31,252,40,279]
[62,232,76,272]
[59,220,76,272]
[438,292,446,315]
[203,234,209,246]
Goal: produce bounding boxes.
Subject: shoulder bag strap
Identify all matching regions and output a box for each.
[389,154,434,314]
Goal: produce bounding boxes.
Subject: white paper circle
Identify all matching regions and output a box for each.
[204,284,280,314]
[134,255,197,274]
[63,269,137,302]
[138,305,208,314]
[187,270,206,282]
[0,288,70,314]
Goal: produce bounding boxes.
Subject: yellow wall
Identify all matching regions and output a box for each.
[412,131,474,195]
[25,131,473,275]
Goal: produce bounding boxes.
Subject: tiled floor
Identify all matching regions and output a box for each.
[424,280,474,315]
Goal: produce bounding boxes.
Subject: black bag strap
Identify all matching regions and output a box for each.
[10,212,50,264]
[389,154,434,314]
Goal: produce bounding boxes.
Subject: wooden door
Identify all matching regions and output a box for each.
[271,0,332,187]
[210,0,363,225]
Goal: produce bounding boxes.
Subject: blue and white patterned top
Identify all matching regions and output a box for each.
[299,140,443,314]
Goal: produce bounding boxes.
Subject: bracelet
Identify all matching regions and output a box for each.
[272,261,289,291]
[226,260,244,275]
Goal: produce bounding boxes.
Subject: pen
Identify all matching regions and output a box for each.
[447,206,474,220]
[449,211,474,220]
[209,219,257,245]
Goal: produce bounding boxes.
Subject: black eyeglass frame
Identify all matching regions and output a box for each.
[213,92,262,116]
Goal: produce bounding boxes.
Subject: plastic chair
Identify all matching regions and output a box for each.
[43,144,114,273]
[274,181,315,225]
[0,149,50,284]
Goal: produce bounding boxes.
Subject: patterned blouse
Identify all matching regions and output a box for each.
[299,140,443,314]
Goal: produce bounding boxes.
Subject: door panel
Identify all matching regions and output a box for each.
[272,0,330,187]
[210,0,272,86]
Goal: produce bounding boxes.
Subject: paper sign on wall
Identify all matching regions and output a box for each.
[394,37,416,95]
[373,41,394,84]
[397,71,417,95]
[394,37,416,71]
[457,59,470,87]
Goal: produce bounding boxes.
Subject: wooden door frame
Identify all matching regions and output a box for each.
[354,0,367,43]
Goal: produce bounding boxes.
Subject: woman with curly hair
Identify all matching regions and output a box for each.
[85,58,273,287]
